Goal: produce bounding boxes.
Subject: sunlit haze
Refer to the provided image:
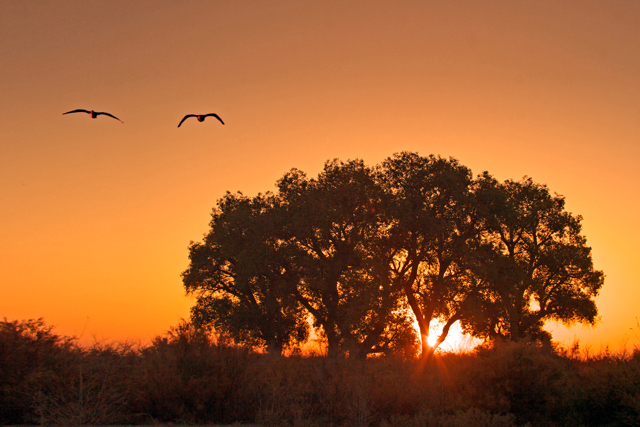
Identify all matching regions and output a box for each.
[2,1,639,351]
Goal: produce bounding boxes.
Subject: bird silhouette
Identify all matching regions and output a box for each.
[178,113,224,128]
[63,109,123,123]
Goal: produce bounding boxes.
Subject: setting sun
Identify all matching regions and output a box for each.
[422,320,480,352]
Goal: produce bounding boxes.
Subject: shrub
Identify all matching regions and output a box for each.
[572,348,640,426]
[130,321,258,424]
[0,318,75,424]
[461,340,576,426]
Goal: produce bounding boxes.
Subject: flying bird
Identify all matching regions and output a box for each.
[63,109,123,123]
[178,113,225,128]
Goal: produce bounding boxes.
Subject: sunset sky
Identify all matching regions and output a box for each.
[2,1,639,351]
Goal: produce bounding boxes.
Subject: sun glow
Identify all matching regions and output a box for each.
[417,319,481,353]
[427,334,438,348]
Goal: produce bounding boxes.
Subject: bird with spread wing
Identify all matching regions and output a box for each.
[63,109,123,123]
[178,113,224,128]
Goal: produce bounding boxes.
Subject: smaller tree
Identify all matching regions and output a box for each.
[464,177,604,342]
[277,159,416,358]
[379,152,485,358]
[182,192,308,355]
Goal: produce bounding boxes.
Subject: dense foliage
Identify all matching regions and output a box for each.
[183,152,604,358]
[1,318,639,426]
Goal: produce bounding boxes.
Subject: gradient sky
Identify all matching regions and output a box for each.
[2,1,639,351]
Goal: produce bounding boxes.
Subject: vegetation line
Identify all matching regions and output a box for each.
[1,318,639,426]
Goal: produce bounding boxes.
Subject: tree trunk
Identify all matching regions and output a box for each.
[420,332,432,359]
[266,340,283,356]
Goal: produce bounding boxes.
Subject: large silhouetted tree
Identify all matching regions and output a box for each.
[182,192,309,355]
[462,176,604,341]
[183,153,604,358]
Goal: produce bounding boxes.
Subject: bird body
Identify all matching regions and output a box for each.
[63,109,123,123]
[178,113,224,127]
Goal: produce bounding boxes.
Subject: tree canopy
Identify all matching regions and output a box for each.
[276,159,416,357]
[462,176,605,342]
[182,192,309,355]
[182,152,604,358]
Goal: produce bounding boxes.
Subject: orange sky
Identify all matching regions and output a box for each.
[2,1,639,351]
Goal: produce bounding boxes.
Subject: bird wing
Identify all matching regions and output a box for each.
[177,114,196,128]
[204,113,225,125]
[63,109,90,115]
[96,112,124,123]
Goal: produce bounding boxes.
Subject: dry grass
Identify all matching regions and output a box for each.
[2,319,639,427]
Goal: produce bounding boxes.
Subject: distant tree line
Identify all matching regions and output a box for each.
[182,152,604,359]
